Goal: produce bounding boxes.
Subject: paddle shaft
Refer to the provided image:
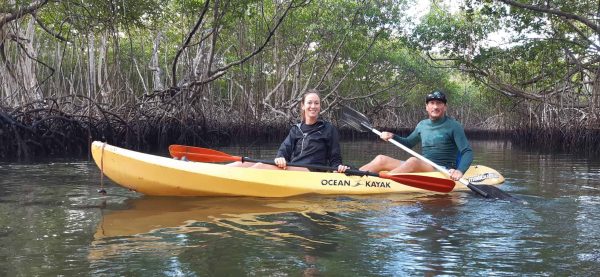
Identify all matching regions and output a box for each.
[171,149,377,176]
[365,124,488,197]
[241,157,378,177]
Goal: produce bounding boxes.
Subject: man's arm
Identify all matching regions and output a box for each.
[453,124,473,173]
[392,125,421,149]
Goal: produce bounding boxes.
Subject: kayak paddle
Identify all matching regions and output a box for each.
[169,144,456,193]
[339,105,515,200]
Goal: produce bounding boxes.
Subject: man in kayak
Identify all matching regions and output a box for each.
[359,90,473,181]
[229,89,349,173]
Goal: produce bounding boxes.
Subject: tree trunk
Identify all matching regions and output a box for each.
[0,25,16,104]
[98,31,111,101]
[20,18,42,103]
[87,33,96,100]
[591,67,600,125]
[0,16,43,106]
[149,31,164,92]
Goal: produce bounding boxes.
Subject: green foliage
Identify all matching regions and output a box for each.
[34,0,168,34]
[408,0,600,129]
[3,0,509,129]
[412,3,500,57]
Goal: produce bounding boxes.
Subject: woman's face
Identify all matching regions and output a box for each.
[302,93,321,121]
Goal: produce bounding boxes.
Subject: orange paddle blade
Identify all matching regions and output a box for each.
[169,145,241,163]
[169,145,229,156]
[170,151,241,163]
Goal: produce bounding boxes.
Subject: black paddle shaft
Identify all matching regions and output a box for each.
[240,157,457,193]
[241,157,378,177]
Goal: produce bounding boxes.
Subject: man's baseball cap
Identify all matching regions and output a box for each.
[426,90,447,103]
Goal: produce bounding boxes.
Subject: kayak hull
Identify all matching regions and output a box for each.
[91,141,504,197]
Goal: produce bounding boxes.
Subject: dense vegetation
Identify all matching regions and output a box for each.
[1,0,598,159]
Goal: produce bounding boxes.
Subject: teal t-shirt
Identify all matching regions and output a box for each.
[393,116,473,173]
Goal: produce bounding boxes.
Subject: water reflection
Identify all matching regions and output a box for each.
[88,194,465,275]
[353,194,464,275]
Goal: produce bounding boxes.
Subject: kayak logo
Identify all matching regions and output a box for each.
[321,179,352,186]
[364,181,391,188]
[468,172,500,183]
[321,179,391,188]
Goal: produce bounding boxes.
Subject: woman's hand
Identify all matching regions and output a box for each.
[379,132,394,141]
[336,165,349,173]
[274,157,287,169]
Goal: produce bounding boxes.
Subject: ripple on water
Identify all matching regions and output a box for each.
[2,142,600,275]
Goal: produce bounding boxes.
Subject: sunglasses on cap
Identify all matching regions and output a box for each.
[426,91,447,103]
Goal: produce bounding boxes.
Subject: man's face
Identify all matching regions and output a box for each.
[426,100,447,120]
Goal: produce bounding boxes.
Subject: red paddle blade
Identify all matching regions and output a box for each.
[170,151,241,162]
[169,145,229,156]
[380,173,455,193]
[169,145,241,163]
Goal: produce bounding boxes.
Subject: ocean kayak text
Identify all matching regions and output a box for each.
[321,179,391,188]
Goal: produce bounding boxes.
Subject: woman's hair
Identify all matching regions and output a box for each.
[300,89,320,122]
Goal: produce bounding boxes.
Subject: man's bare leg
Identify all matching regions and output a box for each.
[359,155,403,172]
[389,157,435,173]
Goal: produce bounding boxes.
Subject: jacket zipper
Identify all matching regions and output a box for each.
[298,124,307,157]
[296,122,322,157]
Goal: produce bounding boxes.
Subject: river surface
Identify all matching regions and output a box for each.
[1,139,599,276]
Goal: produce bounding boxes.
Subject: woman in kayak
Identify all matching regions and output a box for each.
[229,89,349,172]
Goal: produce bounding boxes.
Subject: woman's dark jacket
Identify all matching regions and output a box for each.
[276,119,343,168]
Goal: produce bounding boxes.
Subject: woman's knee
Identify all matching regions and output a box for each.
[251,162,278,170]
[227,161,243,167]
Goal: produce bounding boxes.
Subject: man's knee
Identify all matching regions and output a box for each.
[401,157,423,170]
[374,154,390,164]
[404,157,434,171]
[405,157,420,164]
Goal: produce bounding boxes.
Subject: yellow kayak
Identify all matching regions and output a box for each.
[91,141,504,197]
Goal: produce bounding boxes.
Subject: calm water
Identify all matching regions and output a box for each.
[1,140,599,276]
